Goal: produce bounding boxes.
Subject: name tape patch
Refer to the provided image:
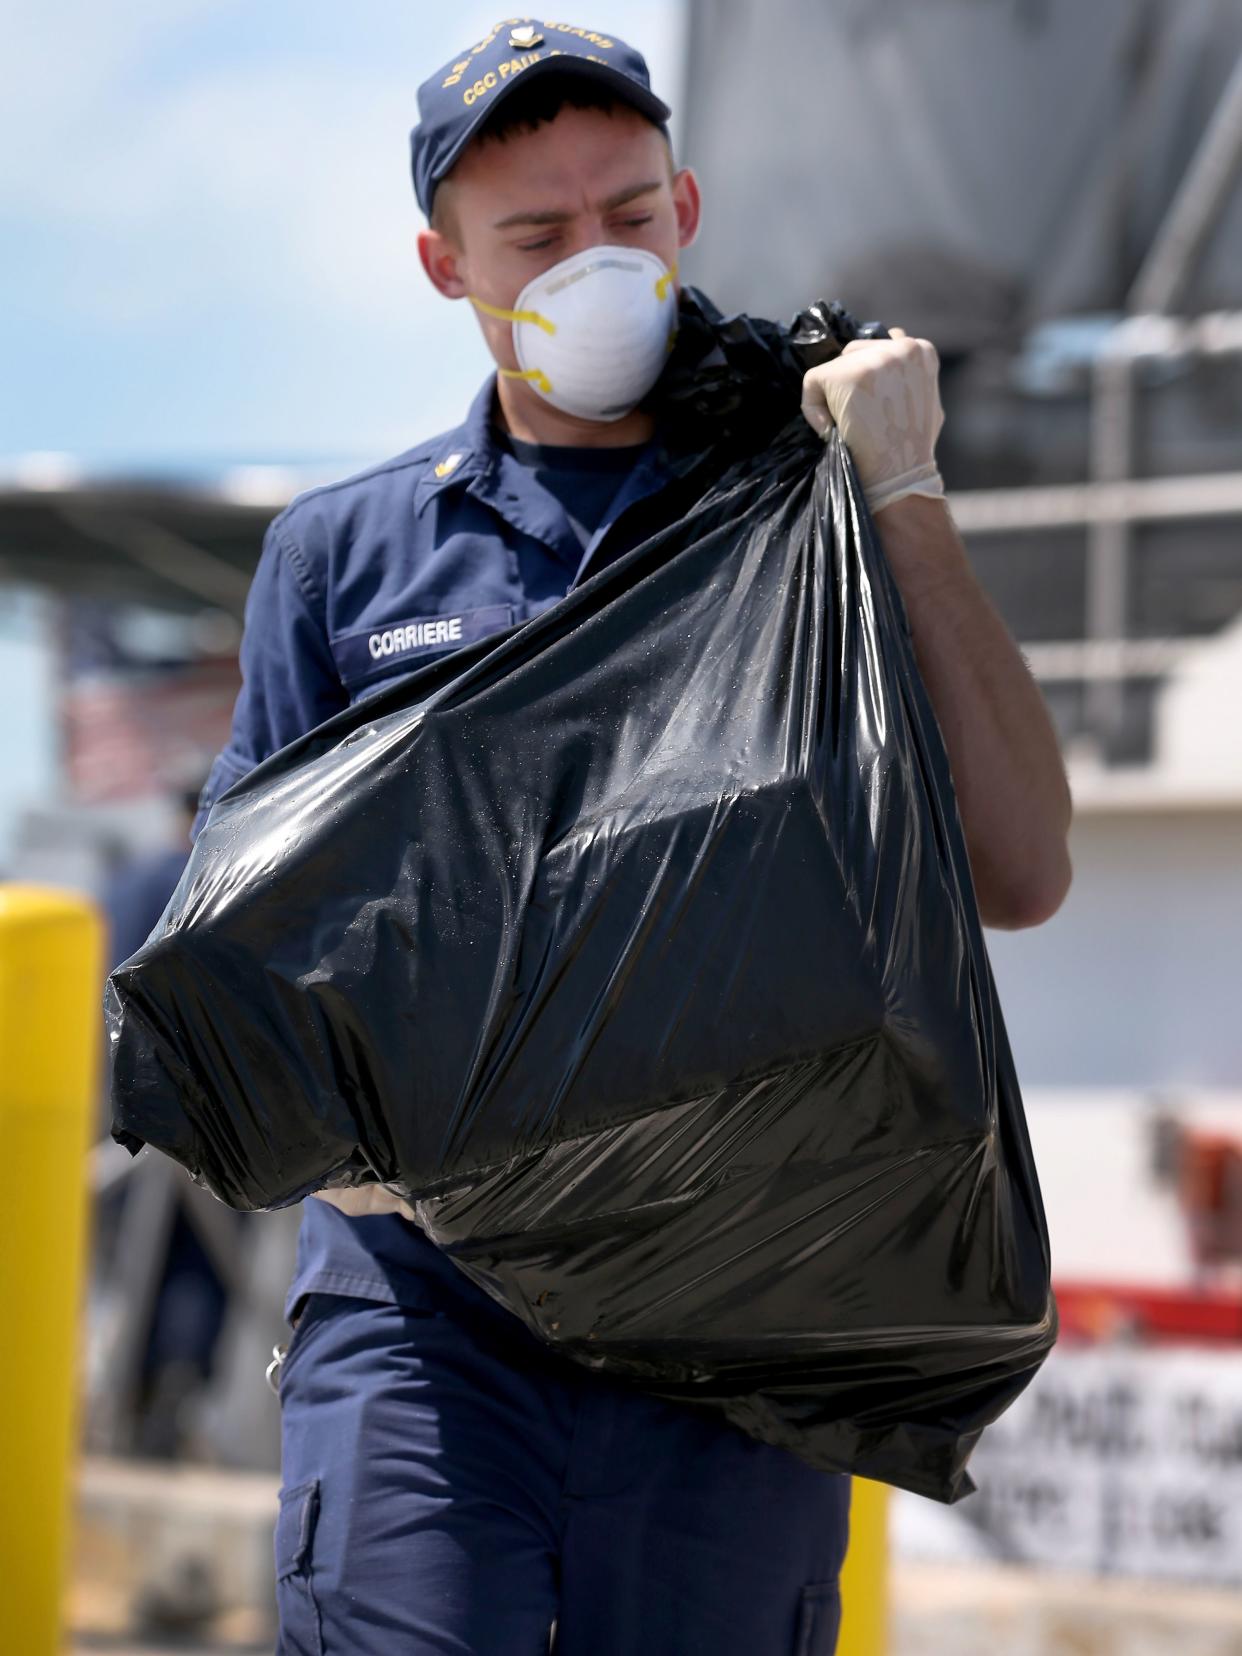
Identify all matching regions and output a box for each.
[330,604,515,686]
[370,616,462,658]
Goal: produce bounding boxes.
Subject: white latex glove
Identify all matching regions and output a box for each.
[800,326,946,514]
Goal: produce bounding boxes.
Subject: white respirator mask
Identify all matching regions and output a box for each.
[470,245,679,423]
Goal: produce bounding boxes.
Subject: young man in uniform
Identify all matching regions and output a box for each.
[193,19,1072,1654]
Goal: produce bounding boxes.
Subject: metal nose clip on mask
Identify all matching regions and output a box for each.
[470,245,678,423]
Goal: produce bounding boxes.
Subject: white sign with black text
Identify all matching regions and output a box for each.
[894,1348,1242,1586]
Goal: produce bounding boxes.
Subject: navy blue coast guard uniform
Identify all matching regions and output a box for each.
[193,368,851,1655]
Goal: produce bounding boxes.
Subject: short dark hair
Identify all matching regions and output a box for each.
[430,73,672,234]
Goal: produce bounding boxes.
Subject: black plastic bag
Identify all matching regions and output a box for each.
[107,300,1055,1502]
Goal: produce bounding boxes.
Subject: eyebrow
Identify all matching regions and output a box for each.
[491,180,663,230]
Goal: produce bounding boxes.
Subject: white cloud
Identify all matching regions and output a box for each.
[0,0,220,130]
[7,62,435,327]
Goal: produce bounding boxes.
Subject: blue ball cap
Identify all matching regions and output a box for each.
[410,18,672,218]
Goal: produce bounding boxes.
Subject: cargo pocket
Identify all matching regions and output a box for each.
[794,1579,841,1656]
[275,1477,324,1656]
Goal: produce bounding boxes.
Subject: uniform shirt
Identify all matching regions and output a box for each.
[191,372,709,1326]
[503,433,654,550]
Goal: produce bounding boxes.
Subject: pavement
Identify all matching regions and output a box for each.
[893,1560,1242,1656]
[68,1456,1242,1654]
[69,1457,278,1654]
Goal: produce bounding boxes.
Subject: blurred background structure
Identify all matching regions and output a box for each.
[680,0,1242,1613]
[2,1,1241,1650]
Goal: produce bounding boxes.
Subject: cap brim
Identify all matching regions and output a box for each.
[431,56,673,189]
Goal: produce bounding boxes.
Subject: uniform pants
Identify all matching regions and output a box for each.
[275,1291,851,1655]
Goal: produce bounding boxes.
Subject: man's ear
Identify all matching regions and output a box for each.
[671,167,702,252]
[418,228,468,299]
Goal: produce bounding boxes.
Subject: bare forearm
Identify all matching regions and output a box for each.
[873,494,1072,929]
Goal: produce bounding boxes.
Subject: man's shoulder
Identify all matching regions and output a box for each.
[271,425,466,542]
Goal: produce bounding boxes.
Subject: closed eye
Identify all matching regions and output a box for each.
[517,215,654,252]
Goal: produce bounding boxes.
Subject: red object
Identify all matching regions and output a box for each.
[1177,1132,1242,1269]
[1054,1279,1242,1345]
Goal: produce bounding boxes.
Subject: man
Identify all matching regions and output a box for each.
[193,19,1072,1654]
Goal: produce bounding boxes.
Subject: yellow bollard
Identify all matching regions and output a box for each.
[0,885,104,1656]
[838,1476,890,1655]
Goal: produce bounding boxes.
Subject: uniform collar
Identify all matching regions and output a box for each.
[415,372,699,509]
[412,376,499,515]
[411,371,701,574]
[411,375,589,568]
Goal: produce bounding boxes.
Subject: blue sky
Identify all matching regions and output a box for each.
[1,2,687,472]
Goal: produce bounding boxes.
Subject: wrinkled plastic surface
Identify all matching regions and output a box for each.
[107,295,1055,1502]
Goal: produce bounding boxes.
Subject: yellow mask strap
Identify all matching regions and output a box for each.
[468,295,557,335]
[498,366,554,395]
[655,262,679,302]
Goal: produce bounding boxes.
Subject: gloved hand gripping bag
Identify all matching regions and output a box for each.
[107,339,1055,1504]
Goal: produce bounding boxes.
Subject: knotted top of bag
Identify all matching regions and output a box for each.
[647,287,879,453]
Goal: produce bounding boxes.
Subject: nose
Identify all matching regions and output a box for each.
[564,215,611,258]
